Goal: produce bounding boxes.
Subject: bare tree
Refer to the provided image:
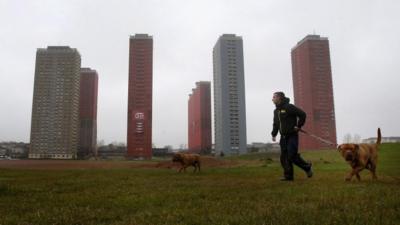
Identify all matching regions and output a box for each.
[164,145,173,151]
[97,139,105,147]
[342,133,362,143]
[343,133,352,143]
[353,134,361,143]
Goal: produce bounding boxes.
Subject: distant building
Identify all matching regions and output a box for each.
[213,34,247,156]
[362,137,400,144]
[291,35,337,150]
[0,146,8,159]
[247,142,280,153]
[97,144,127,159]
[188,81,212,154]
[127,34,153,159]
[30,46,81,159]
[152,148,172,157]
[79,68,98,159]
[0,142,29,159]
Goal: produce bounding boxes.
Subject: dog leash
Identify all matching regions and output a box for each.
[299,128,338,148]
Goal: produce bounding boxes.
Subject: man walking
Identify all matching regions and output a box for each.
[271,92,313,181]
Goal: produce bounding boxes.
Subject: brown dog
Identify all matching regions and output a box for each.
[172,153,201,172]
[338,128,381,181]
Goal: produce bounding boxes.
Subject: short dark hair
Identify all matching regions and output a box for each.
[274,92,285,99]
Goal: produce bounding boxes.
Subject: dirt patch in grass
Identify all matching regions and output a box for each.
[155,156,241,169]
[0,156,241,170]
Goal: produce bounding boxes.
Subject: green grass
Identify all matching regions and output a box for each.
[1,143,399,225]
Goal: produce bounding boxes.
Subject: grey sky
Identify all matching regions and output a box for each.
[1,0,399,148]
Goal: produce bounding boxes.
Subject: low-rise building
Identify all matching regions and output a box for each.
[362,137,400,144]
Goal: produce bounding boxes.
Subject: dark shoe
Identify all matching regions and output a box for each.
[280,177,294,181]
[306,163,313,178]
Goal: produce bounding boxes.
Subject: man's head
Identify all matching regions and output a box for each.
[272,92,285,105]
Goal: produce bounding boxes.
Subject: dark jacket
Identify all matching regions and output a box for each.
[271,97,306,137]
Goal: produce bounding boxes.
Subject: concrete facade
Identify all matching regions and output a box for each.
[213,34,247,156]
[127,34,153,159]
[291,35,337,150]
[78,68,98,159]
[188,81,212,154]
[29,46,81,159]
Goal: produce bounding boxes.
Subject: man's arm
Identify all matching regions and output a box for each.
[289,104,306,128]
[271,109,279,138]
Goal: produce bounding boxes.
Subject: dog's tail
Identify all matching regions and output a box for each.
[376,128,381,145]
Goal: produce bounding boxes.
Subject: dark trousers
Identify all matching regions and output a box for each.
[280,133,311,179]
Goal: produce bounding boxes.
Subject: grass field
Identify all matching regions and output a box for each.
[1,143,399,225]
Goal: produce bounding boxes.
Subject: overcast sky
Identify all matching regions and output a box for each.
[1,0,399,148]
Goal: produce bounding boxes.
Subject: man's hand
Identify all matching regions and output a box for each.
[272,136,276,142]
